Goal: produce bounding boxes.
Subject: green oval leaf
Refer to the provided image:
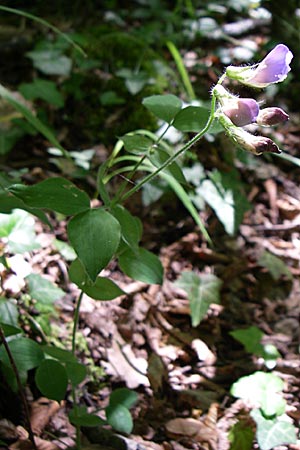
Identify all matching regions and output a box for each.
[121,134,153,155]
[65,362,87,386]
[69,258,125,300]
[0,323,22,337]
[173,106,210,132]
[35,359,68,401]
[142,94,182,123]
[8,177,90,215]
[69,406,105,427]
[26,273,65,305]
[106,404,133,434]
[119,247,163,285]
[68,208,121,282]
[0,337,44,373]
[111,204,142,250]
[109,388,138,409]
[42,345,77,363]
[0,191,50,224]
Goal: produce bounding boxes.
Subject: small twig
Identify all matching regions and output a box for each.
[0,325,37,450]
[116,340,147,376]
[253,219,300,232]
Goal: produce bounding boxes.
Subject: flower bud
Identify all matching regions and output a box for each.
[213,85,259,127]
[256,107,289,126]
[217,112,281,155]
[225,44,293,88]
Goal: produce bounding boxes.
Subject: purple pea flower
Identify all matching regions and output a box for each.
[225,44,293,88]
[213,85,259,126]
[221,97,259,127]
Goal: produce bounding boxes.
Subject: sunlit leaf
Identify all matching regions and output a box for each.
[0,209,40,253]
[251,409,297,450]
[197,169,250,235]
[26,273,65,305]
[231,371,286,417]
[175,271,222,326]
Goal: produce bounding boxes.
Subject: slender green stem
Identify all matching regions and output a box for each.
[155,123,171,145]
[111,154,148,207]
[109,155,141,165]
[72,291,83,354]
[120,93,217,203]
[71,290,84,450]
[104,164,151,183]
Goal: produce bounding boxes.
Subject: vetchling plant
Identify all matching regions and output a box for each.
[0,41,295,449]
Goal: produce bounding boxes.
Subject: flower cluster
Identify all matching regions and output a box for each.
[215,44,293,155]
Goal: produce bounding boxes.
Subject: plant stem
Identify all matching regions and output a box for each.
[111,154,148,207]
[120,93,217,203]
[72,291,84,355]
[0,325,37,450]
[71,290,84,450]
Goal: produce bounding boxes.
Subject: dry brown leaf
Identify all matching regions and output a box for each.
[103,331,149,388]
[9,426,60,450]
[165,404,218,449]
[31,437,60,450]
[30,398,61,436]
[0,419,19,444]
[165,417,200,439]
